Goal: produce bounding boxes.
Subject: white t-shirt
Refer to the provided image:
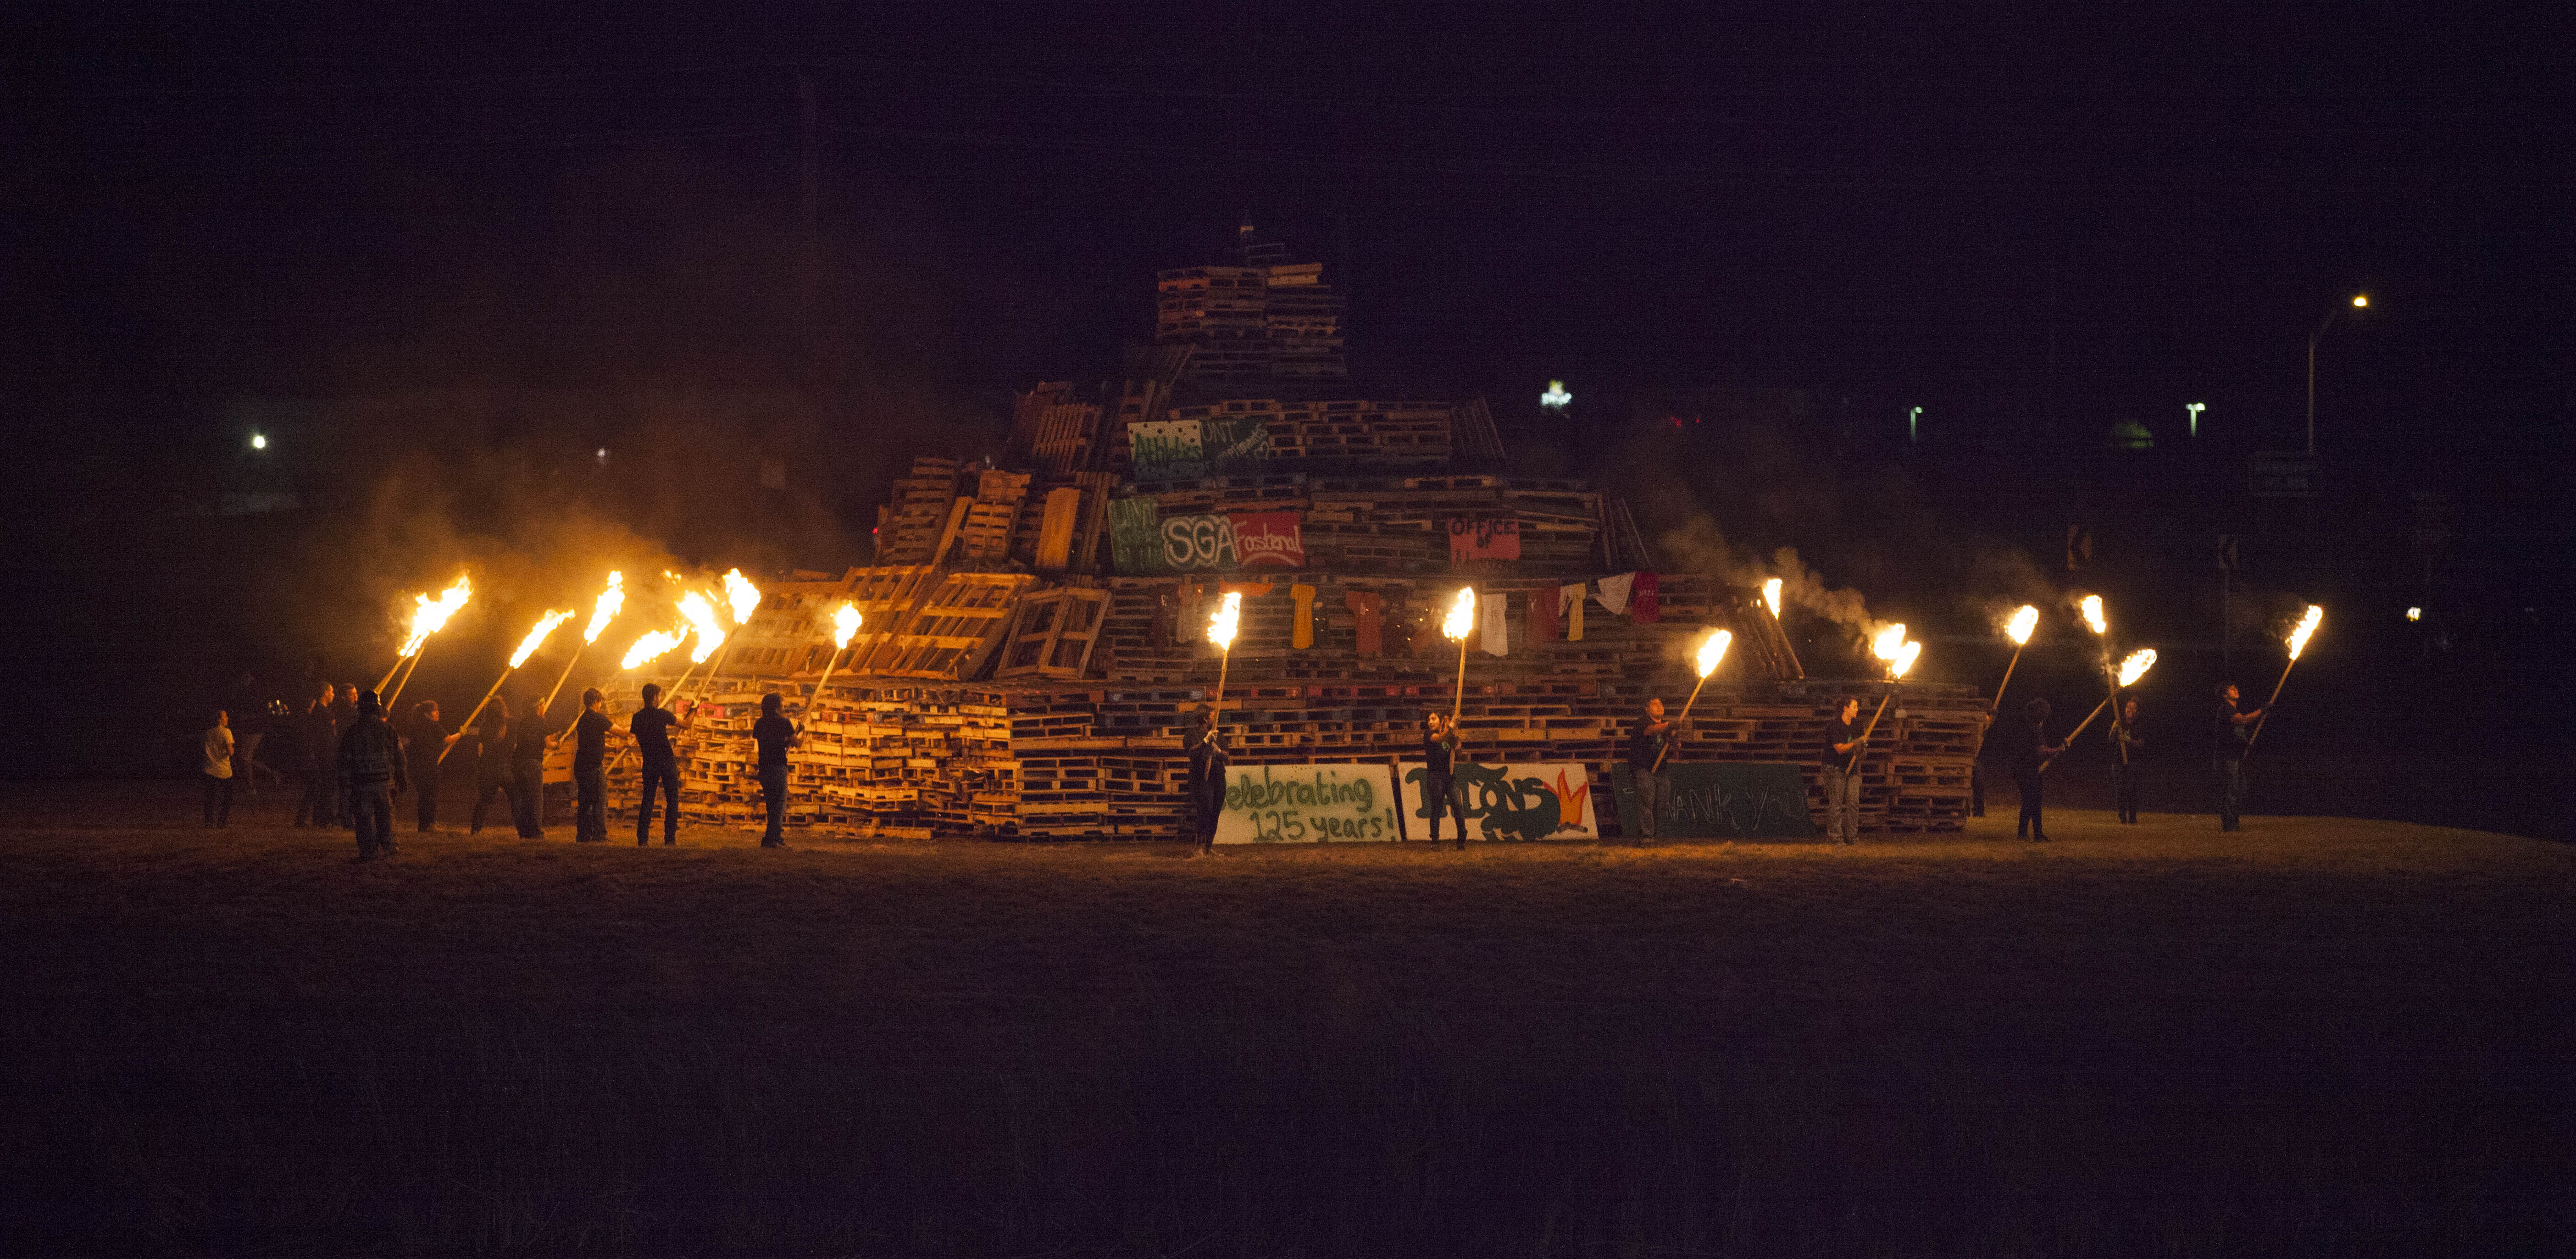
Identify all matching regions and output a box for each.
[202,726,234,778]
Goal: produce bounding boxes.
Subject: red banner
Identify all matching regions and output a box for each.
[1229,510,1306,569]
[1448,517,1521,563]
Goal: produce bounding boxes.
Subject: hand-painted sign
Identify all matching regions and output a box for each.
[1214,763,1404,844]
[1231,510,1306,569]
[1610,762,1815,839]
[1448,517,1522,563]
[1160,513,1240,571]
[1395,760,1595,841]
[1131,416,1276,480]
[1130,420,1204,479]
[1107,498,1165,574]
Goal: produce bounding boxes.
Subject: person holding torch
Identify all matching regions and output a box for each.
[2210,682,2265,833]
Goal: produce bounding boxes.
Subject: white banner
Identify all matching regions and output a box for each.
[1213,763,1404,844]
[1394,760,1598,842]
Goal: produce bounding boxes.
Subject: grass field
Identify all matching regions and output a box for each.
[3,783,2568,1256]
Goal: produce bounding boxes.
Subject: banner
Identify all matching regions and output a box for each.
[1610,762,1815,839]
[1130,420,1203,479]
[1214,763,1404,844]
[1199,416,1272,468]
[1395,759,1595,842]
[1230,510,1306,569]
[1160,513,1240,571]
[1448,517,1522,563]
[1107,498,1166,574]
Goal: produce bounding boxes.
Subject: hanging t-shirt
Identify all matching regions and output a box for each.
[1481,591,1509,657]
[1631,571,1661,623]
[1290,583,1317,649]
[1345,590,1384,657]
[1560,583,1587,641]
[1597,572,1635,616]
[1529,585,1561,643]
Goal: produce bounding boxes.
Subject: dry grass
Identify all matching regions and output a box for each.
[3,782,2570,1256]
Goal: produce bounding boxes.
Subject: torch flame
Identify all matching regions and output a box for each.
[722,568,761,625]
[2079,595,2107,636]
[508,610,574,670]
[582,571,625,644]
[2005,605,2039,646]
[1207,591,1241,650]
[1762,577,1783,619]
[2115,648,2157,688]
[677,590,726,664]
[396,575,474,658]
[621,627,688,671]
[1442,588,1476,641]
[1871,622,1908,661]
[830,601,861,650]
[1694,629,1732,679]
[1891,641,1922,679]
[2285,604,2323,660]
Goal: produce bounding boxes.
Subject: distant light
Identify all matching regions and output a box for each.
[250,433,267,450]
[2185,402,2205,438]
[1540,380,1571,410]
[2352,294,2368,308]
[2405,606,2421,622]
[595,448,610,463]
[1908,406,1921,443]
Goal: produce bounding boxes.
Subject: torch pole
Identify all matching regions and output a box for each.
[1857,688,1893,744]
[2041,696,2113,773]
[2246,655,2301,748]
[376,655,408,694]
[1650,673,1713,773]
[537,645,586,723]
[1451,633,1470,725]
[1212,647,1231,721]
[383,651,426,708]
[806,648,846,720]
[438,668,514,765]
[1990,643,2024,713]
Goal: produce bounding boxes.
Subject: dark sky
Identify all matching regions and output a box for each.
[8,3,2566,450]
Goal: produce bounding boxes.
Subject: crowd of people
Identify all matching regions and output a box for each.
[198,666,2273,854]
[196,666,809,861]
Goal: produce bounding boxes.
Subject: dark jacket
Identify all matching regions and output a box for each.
[2212,702,2253,762]
[339,714,408,792]
[2009,717,2059,776]
[1185,734,1230,805]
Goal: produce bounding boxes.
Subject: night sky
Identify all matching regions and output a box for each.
[3,4,2567,780]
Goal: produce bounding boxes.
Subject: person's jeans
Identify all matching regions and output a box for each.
[2215,758,2245,830]
[413,766,439,831]
[1630,766,1670,840]
[2115,764,2142,823]
[200,772,233,828]
[760,765,789,842]
[638,760,682,843]
[295,764,332,826]
[508,763,544,838]
[575,765,607,842]
[1821,763,1860,843]
[350,785,394,857]
[2015,770,2045,837]
[1420,772,1467,840]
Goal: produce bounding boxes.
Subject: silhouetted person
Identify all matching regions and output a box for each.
[1420,712,1466,847]
[630,682,693,846]
[1821,696,1865,845]
[293,683,337,827]
[2211,683,2264,832]
[753,691,798,848]
[467,696,514,836]
[1626,697,1684,843]
[199,709,234,829]
[400,700,459,832]
[560,688,615,843]
[1183,705,1229,854]
[2011,697,2065,843]
[339,689,407,861]
[506,692,547,839]
[2113,696,2145,824]
[329,684,358,826]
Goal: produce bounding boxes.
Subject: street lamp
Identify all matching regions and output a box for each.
[1907,406,1921,443]
[2307,294,2369,455]
[2185,402,2205,439]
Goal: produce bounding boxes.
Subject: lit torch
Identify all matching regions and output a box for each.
[1991,604,2039,713]
[1759,575,1803,678]
[376,575,473,702]
[672,568,764,706]
[2248,605,2322,747]
[1856,623,1919,745]
[2049,649,2156,771]
[1652,629,1732,772]
[2078,594,2107,638]
[440,609,572,765]
[1763,577,1783,619]
[537,571,625,719]
[659,588,729,701]
[621,625,689,672]
[1443,587,1476,723]
[805,600,862,718]
[1206,590,1242,719]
